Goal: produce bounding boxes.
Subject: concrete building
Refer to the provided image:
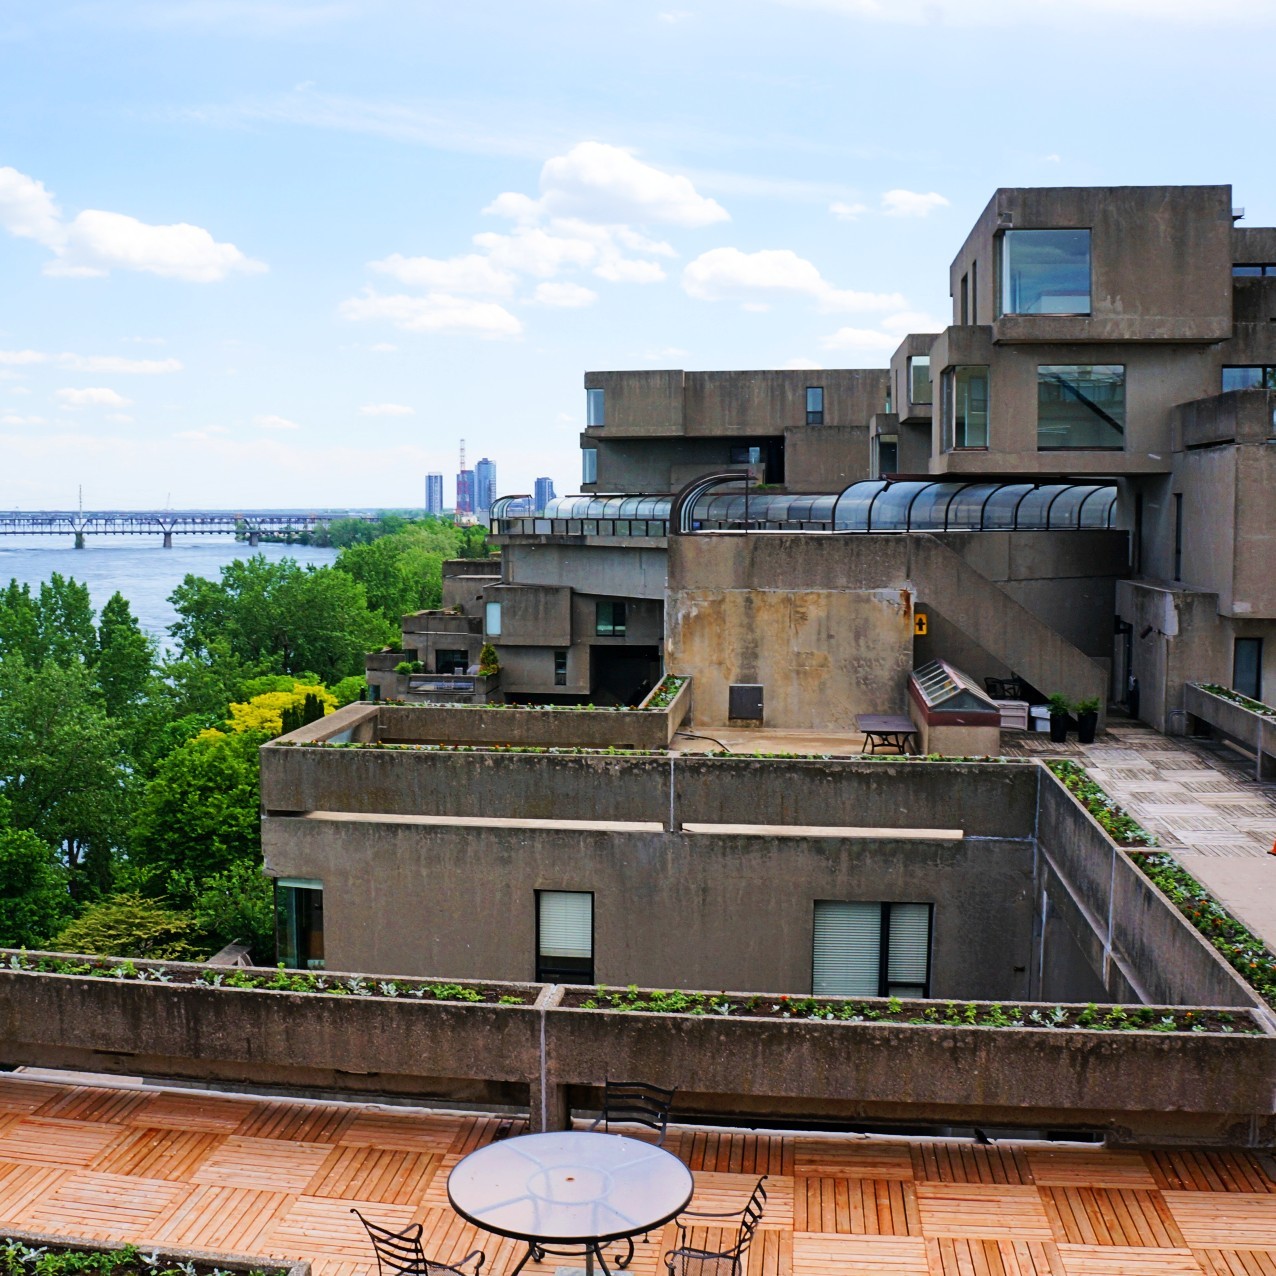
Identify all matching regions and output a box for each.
[455,467,476,517]
[475,457,497,514]
[425,472,444,515]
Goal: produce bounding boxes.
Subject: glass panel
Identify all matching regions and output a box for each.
[1037,365,1125,449]
[729,446,763,464]
[903,484,950,530]
[554,651,568,686]
[1222,366,1266,391]
[1234,638,1263,701]
[951,366,989,448]
[586,387,605,427]
[1234,264,1264,277]
[877,438,898,477]
[806,385,824,425]
[944,483,1000,530]
[1001,229,1091,315]
[595,600,626,637]
[886,903,931,997]
[582,449,598,484]
[485,601,502,637]
[812,901,881,997]
[908,356,932,405]
[537,890,593,984]
[275,880,324,970]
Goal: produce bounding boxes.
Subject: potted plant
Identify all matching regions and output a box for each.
[1075,696,1101,745]
[1047,693,1072,743]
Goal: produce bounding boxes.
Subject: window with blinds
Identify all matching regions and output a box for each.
[536,890,594,984]
[812,901,932,998]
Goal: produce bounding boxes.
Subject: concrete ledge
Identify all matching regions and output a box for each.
[294,811,667,834]
[682,822,964,839]
[0,1228,309,1276]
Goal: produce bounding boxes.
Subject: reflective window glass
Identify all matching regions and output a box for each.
[1001,229,1091,315]
[1222,366,1276,391]
[586,387,605,427]
[949,366,989,448]
[484,602,502,637]
[276,879,324,970]
[1233,264,1265,277]
[1037,365,1125,449]
[582,448,598,484]
[595,600,627,637]
[806,385,824,425]
[908,356,932,405]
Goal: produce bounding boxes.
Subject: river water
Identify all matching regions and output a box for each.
[0,536,339,648]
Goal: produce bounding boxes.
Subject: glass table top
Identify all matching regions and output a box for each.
[447,1131,694,1244]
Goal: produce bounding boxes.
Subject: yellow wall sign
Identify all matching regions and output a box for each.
[914,612,929,636]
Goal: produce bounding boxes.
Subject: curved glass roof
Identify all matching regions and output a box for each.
[537,480,1115,532]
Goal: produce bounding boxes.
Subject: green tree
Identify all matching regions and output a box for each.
[96,592,156,719]
[0,580,40,666]
[0,658,129,897]
[188,860,275,961]
[0,797,74,948]
[35,573,97,668]
[52,893,202,960]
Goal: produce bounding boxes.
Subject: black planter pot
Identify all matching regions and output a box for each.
[1077,711,1099,745]
[1049,714,1069,743]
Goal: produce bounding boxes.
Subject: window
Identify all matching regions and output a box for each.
[1234,638,1263,701]
[1233,263,1276,276]
[1000,228,1091,315]
[947,365,989,449]
[276,878,324,969]
[595,600,627,637]
[970,260,978,324]
[586,387,605,427]
[908,356,932,405]
[436,649,469,674]
[537,890,593,983]
[1173,493,1183,581]
[1222,366,1276,391]
[812,901,932,998]
[554,650,568,686]
[582,448,598,484]
[1037,364,1125,449]
[876,435,898,477]
[959,273,969,325]
[806,385,824,425]
[485,601,502,637]
[729,445,763,464]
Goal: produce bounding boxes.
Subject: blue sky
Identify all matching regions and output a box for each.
[1,0,1272,510]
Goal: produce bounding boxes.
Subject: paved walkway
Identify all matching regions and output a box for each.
[1006,721,1276,953]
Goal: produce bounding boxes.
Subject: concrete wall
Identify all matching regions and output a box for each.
[783,424,870,492]
[502,543,668,601]
[483,583,571,647]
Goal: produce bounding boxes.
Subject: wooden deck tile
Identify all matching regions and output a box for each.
[913,1142,1034,1185]
[34,1085,155,1125]
[1164,1192,1276,1248]
[91,1125,224,1180]
[793,1177,919,1234]
[0,1078,64,1113]
[679,1130,793,1177]
[130,1090,258,1133]
[1194,1250,1276,1275]
[340,1110,462,1153]
[304,1145,440,1204]
[792,1232,928,1275]
[235,1099,358,1143]
[1053,1244,1202,1273]
[1041,1186,1185,1247]
[0,1162,72,1223]
[685,1170,793,1228]
[793,1138,913,1180]
[147,1184,295,1253]
[21,1170,188,1242]
[0,1115,126,1165]
[926,1236,1065,1275]
[915,1184,1054,1240]
[193,1135,334,1193]
[1027,1149,1158,1189]
[268,1195,418,1260]
[1149,1151,1276,1193]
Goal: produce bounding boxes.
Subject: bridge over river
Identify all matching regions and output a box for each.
[0,510,384,548]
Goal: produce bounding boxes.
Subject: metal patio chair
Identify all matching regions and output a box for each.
[352,1208,485,1276]
[663,1176,767,1276]
[589,1077,677,1146]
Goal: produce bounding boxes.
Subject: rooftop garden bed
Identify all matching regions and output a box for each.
[559,984,1256,1033]
[1047,759,1159,847]
[0,1239,290,1276]
[2,951,533,1006]
[1197,683,1276,718]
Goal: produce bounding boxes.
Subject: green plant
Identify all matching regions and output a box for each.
[394,661,415,675]
[1074,697,1101,716]
[478,643,500,676]
[1047,692,1072,717]
[1047,760,1158,847]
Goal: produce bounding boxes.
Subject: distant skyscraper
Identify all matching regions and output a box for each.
[534,477,556,513]
[456,469,476,516]
[425,473,444,515]
[475,457,497,512]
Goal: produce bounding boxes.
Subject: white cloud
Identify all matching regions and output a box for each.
[683,247,906,312]
[0,349,182,374]
[1,414,46,426]
[359,402,414,416]
[594,257,666,284]
[339,289,524,338]
[533,281,598,308]
[255,414,301,430]
[106,413,135,424]
[657,9,693,21]
[368,342,399,352]
[644,346,689,360]
[55,386,131,407]
[881,310,949,334]
[880,189,950,217]
[490,142,729,228]
[473,226,598,278]
[770,0,1258,24]
[783,357,824,369]
[829,201,868,222]
[0,166,265,281]
[819,326,901,352]
[0,350,49,366]
[369,251,516,295]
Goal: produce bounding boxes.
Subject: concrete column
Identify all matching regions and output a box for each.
[528,1075,569,1132]
[162,530,173,548]
[248,529,260,547]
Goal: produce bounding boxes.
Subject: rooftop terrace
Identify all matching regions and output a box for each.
[3,1076,1276,1276]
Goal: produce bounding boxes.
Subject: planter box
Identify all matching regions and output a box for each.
[0,1229,308,1276]
[1185,683,1276,779]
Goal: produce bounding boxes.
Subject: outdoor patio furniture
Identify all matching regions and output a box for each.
[664,1175,767,1276]
[588,1078,676,1146]
[352,1208,485,1276]
[855,713,918,754]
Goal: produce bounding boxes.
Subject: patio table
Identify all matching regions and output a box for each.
[855,712,918,754]
[448,1130,693,1276]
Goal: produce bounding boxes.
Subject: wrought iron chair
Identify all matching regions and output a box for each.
[352,1208,485,1276]
[589,1078,677,1146]
[663,1176,767,1276]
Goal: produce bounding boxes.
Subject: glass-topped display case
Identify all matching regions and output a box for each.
[907,659,1002,756]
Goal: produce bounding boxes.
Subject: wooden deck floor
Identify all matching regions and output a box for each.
[1,1077,1275,1276]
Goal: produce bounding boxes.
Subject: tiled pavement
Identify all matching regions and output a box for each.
[4,1076,1276,1276]
[1005,721,1276,952]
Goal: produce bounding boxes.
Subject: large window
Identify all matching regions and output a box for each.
[729,445,763,465]
[485,601,502,637]
[436,648,469,674]
[582,448,598,484]
[595,600,627,637]
[806,385,824,425]
[554,650,568,686]
[537,890,593,984]
[876,435,898,477]
[812,901,932,998]
[908,356,932,405]
[1233,263,1276,276]
[946,365,989,449]
[276,878,324,970]
[1000,229,1091,315]
[1222,366,1276,391]
[1037,364,1125,449]
[1234,638,1264,702]
[586,387,605,427]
